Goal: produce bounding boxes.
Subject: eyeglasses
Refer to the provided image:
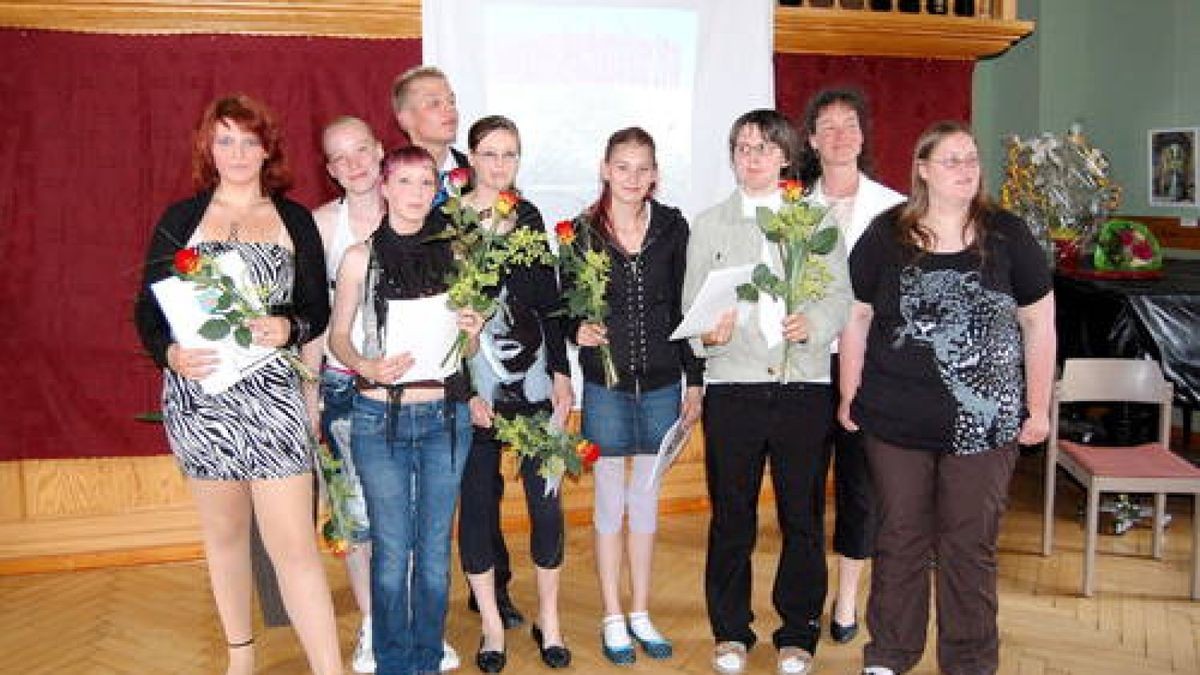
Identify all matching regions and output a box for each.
[734,142,782,158]
[475,151,520,165]
[926,155,980,170]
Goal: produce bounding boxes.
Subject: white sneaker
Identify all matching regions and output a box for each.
[351,618,375,673]
[439,640,460,672]
[862,668,896,675]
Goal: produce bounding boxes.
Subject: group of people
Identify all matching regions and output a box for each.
[136,64,1055,675]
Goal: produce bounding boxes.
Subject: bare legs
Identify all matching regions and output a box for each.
[190,475,342,675]
[835,556,865,625]
[466,570,506,652]
[535,565,564,646]
[344,542,372,618]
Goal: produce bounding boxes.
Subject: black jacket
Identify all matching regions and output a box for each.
[134,191,329,368]
[565,200,704,392]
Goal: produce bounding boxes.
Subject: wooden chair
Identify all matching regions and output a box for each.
[1042,358,1200,599]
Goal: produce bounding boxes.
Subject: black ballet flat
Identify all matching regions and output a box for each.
[830,605,859,644]
[531,624,571,669]
[475,637,506,673]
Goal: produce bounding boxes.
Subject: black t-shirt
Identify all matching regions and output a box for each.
[849,207,1052,454]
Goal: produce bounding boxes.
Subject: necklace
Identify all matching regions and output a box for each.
[212,196,270,242]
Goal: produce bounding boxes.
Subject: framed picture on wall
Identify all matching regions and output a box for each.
[1148,127,1198,206]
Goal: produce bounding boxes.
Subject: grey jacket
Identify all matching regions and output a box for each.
[683,189,851,384]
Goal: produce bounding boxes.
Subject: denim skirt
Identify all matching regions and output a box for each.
[582,380,681,457]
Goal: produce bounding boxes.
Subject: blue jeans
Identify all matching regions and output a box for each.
[351,395,471,675]
[320,369,370,542]
[582,380,681,456]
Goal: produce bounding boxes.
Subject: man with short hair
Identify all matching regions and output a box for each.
[391,66,469,205]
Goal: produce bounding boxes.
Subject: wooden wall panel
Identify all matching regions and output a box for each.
[0,421,714,574]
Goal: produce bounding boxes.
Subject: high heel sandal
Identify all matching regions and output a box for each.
[227,637,254,649]
[475,636,506,673]
[531,624,571,669]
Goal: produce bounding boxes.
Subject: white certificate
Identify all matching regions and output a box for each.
[384,293,459,383]
[151,269,278,396]
[644,418,692,492]
[669,264,755,341]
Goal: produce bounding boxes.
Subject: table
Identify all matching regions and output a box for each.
[1054,258,1200,408]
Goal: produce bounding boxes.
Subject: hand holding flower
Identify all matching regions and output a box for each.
[782,312,810,344]
[550,373,574,429]
[468,396,495,428]
[247,315,291,348]
[166,343,219,380]
[575,322,609,348]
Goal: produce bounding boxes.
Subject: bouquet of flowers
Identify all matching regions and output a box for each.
[1094,219,1162,271]
[1000,124,1122,265]
[315,438,368,557]
[171,247,314,380]
[432,178,554,366]
[494,410,601,496]
[554,218,619,387]
[735,179,838,383]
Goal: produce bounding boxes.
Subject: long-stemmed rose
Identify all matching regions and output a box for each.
[555,218,619,387]
[494,410,600,496]
[171,246,315,380]
[433,186,554,367]
[735,179,838,383]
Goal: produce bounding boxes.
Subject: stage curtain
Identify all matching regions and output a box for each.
[775,53,974,193]
[0,31,971,461]
[0,29,420,460]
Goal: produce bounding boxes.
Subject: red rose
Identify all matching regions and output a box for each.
[447,167,471,191]
[173,247,202,275]
[1118,229,1135,245]
[555,220,576,245]
[576,440,601,467]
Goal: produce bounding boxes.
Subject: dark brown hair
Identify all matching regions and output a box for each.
[191,94,291,194]
[467,115,521,153]
[796,87,875,184]
[727,109,799,180]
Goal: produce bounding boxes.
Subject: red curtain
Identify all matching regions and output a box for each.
[0,30,420,459]
[0,31,972,461]
[775,53,974,192]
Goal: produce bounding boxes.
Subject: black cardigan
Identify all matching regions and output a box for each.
[134,191,330,368]
[565,199,704,392]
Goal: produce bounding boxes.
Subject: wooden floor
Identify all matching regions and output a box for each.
[2,453,1199,674]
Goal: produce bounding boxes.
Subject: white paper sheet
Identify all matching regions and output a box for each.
[645,418,692,492]
[150,260,279,395]
[669,264,755,341]
[384,293,460,383]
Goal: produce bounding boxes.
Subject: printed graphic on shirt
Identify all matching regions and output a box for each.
[473,286,552,407]
[892,267,1023,454]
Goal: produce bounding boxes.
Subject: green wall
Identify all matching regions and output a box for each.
[975,0,1200,222]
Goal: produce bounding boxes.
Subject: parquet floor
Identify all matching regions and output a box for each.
[3,453,1200,674]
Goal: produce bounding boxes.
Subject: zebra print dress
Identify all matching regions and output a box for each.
[162,241,313,481]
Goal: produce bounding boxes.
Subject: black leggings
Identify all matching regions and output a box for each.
[458,429,564,574]
[829,355,876,560]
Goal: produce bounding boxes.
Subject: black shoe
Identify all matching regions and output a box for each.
[531,624,571,669]
[830,615,859,644]
[497,593,525,629]
[475,637,506,673]
[467,590,525,629]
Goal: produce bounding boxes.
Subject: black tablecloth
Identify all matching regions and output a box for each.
[1054,259,1200,406]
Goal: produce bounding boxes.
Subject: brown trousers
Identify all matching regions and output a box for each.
[863,437,1018,675]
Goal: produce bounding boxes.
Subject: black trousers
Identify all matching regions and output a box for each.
[703,382,834,654]
[829,356,876,560]
[458,425,565,576]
